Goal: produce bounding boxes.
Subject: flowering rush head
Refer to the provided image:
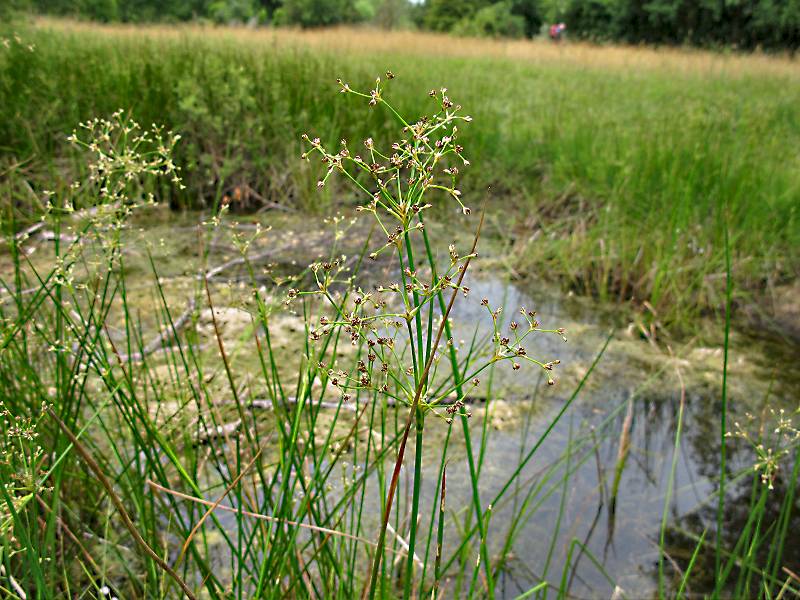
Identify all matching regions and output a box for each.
[301,73,474,235]
[65,109,184,213]
[293,73,566,396]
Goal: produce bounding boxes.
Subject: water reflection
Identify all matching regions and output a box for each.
[425,274,800,597]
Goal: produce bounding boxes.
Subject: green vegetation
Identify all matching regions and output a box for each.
[22,0,415,29]
[1,21,798,327]
[14,0,800,50]
[2,69,799,600]
[1,18,799,600]
[424,0,541,38]
[563,0,800,50]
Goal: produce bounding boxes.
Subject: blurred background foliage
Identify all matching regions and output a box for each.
[9,0,799,50]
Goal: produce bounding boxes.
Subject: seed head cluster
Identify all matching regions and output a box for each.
[64,109,183,218]
[727,407,800,490]
[289,74,566,419]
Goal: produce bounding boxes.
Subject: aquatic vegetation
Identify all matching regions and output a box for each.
[0,37,798,599]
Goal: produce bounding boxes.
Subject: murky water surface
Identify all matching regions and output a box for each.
[439,273,799,597]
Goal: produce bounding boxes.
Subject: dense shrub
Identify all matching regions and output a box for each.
[273,0,356,26]
[509,0,543,37]
[23,0,800,49]
[452,1,527,38]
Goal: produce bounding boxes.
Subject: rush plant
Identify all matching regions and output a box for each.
[2,67,796,600]
[299,74,566,597]
[0,76,575,599]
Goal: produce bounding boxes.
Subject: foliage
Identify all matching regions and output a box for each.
[1,0,30,20]
[562,0,613,40]
[273,0,357,26]
[563,0,800,51]
[207,0,262,24]
[509,0,543,37]
[28,0,404,28]
[32,0,214,22]
[372,0,414,29]
[452,1,527,38]
[20,0,800,49]
[423,0,486,32]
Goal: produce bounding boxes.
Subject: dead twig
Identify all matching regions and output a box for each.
[116,297,197,362]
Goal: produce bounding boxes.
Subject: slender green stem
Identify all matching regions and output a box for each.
[715,224,732,584]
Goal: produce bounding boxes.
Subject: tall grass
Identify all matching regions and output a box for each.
[0,82,595,598]
[0,22,799,600]
[1,19,799,326]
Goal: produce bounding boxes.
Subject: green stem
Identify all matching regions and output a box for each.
[403,409,424,600]
[420,224,495,598]
[715,223,732,584]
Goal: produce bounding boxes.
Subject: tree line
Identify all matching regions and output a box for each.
[565,0,800,51]
[17,0,800,50]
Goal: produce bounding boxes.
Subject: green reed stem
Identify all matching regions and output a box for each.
[715,224,732,586]
[366,209,484,600]
[419,220,495,597]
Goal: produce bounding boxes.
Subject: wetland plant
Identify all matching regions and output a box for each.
[0,75,574,598]
[297,74,566,597]
[0,71,798,600]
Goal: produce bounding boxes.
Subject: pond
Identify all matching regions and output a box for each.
[424,273,800,597]
[129,207,796,598]
[13,207,796,597]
